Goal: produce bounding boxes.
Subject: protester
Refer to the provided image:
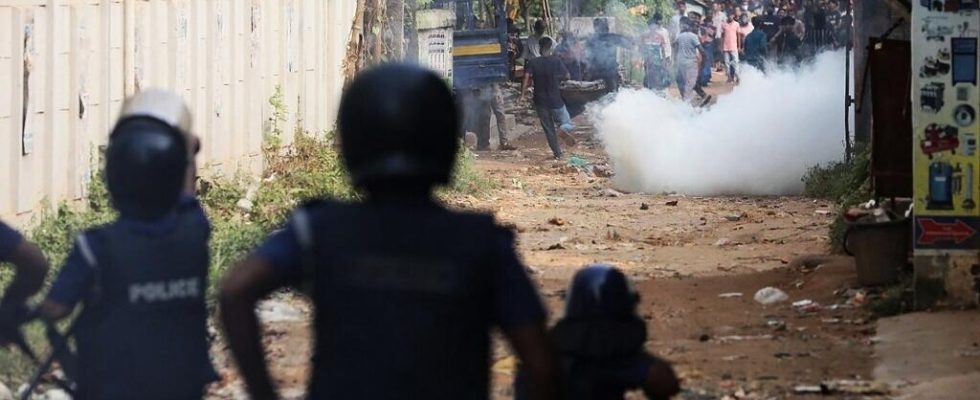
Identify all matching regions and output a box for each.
[669,0,687,43]
[642,13,673,92]
[721,12,741,83]
[743,16,769,70]
[556,33,585,81]
[711,3,728,72]
[0,222,48,345]
[737,6,755,52]
[772,15,804,64]
[37,90,216,400]
[514,264,681,400]
[759,7,781,43]
[522,19,553,61]
[507,19,524,79]
[696,22,716,100]
[675,18,704,102]
[491,83,517,150]
[585,18,633,92]
[523,37,576,159]
[220,64,556,400]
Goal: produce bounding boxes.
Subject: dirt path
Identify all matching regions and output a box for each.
[209,79,879,399]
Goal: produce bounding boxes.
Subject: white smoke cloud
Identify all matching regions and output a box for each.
[591,51,850,196]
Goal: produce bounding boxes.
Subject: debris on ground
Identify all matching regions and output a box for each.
[716,334,774,343]
[767,319,787,331]
[665,200,679,206]
[793,385,824,394]
[714,238,736,246]
[640,203,650,210]
[721,355,747,361]
[602,188,624,197]
[567,156,589,168]
[547,217,567,226]
[546,243,565,251]
[718,292,743,299]
[591,164,613,177]
[754,287,790,305]
[793,380,890,396]
[725,213,745,222]
[957,349,980,357]
[814,209,833,216]
[792,299,821,313]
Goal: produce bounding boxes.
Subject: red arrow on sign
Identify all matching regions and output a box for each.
[918,218,977,245]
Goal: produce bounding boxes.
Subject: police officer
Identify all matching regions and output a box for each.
[0,220,49,344]
[517,264,681,400]
[219,64,556,400]
[38,89,216,400]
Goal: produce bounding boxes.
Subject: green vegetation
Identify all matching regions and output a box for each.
[802,145,871,253]
[869,277,915,318]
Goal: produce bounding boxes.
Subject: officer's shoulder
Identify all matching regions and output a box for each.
[451,209,516,236]
[73,221,114,247]
[294,198,349,216]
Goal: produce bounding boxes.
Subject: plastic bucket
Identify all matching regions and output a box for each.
[844,217,911,286]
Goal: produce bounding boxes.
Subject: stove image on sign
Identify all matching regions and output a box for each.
[921,123,959,158]
[951,37,978,85]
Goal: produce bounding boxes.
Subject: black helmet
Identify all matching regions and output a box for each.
[565,264,640,319]
[106,90,191,221]
[338,63,459,190]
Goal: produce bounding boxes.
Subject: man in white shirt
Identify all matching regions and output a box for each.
[522,19,554,61]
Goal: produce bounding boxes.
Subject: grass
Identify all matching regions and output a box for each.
[802,145,871,253]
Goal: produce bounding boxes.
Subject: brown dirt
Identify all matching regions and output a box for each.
[210,77,878,399]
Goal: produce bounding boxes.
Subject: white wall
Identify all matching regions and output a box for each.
[0,0,357,219]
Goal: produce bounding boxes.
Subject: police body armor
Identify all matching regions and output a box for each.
[295,200,499,399]
[72,212,216,400]
[552,316,649,400]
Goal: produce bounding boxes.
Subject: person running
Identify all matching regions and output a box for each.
[743,16,770,71]
[522,37,576,159]
[675,18,704,103]
[642,13,672,92]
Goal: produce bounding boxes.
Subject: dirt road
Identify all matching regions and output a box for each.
[210,84,879,399]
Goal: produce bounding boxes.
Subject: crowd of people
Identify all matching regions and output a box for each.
[644,0,853,103]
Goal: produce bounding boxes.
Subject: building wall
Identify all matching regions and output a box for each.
[910,1,980,308]
[0,0,357,220]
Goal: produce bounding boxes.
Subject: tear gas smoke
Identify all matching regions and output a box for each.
[591,51,850,196]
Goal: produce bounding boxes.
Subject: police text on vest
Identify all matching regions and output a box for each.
[129,277,201,304]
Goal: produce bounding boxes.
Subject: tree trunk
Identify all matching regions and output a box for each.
[343,0,367,86]
[387,0,405,60]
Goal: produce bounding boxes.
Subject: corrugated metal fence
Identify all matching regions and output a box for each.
[0,0,357,219]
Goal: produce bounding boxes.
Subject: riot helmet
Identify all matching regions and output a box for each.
[565,264,640,319]
[105,90,192,221]
[338,63,460,192]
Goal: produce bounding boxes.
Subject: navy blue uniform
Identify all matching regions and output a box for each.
[517,317,668,400]
[0,221,24,262]
[255,198,546,399]
[46,197,216,400]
